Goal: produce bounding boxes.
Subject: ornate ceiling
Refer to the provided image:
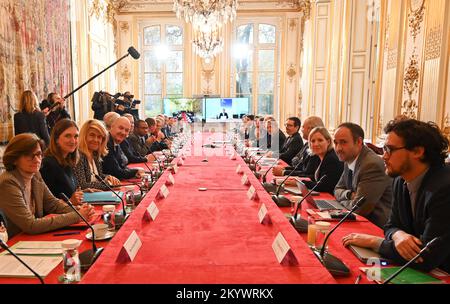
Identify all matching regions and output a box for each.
[116,0,309,13]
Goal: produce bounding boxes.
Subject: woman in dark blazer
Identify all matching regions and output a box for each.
[13,90,50,146]
[74,119,120,190]
[303,127,344,194]
[0,133,94,237]
[40,119,84,205]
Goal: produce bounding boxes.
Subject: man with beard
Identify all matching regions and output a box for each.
[342,119,450,273]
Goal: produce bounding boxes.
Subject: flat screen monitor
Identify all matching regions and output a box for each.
[203,97,250,119]
[162,97,203,121]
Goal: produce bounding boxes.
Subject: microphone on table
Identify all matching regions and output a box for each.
[289,175,328,232]
[94,174,128,220]
[150,151,164,179]
[0,239,45,284]
[272,160,304,207]
[313,196,366,277]
[249,153,266,172]
[60,193,104,272]
[261,159,279,193]
[383,236,441,284]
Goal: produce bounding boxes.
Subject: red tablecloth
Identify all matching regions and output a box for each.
[80,148,336,283]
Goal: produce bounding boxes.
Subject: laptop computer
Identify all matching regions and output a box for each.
[348,244,390,264]
[296,180,346,211]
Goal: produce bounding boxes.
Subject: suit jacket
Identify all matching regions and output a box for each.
[283,143,321,178]
[334,145,393,228]
[120,138,147,163]
[379,165,450,273]
[303,149,343,194]
[259,130,286,152]
[73,152,110,191]
[14,111,50,145]
[128,133,150,156]
[0,170,80,237]
[278,132,304,166]
[40,156,77,200]
[102,136,139,180]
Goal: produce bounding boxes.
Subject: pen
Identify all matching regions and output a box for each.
[53,231,81,236]
[354,274,362,284]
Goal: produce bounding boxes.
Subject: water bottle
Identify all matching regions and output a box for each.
[61,239,81,283]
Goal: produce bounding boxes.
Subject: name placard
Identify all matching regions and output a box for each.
[272,232,298,266]
[258,203,271,225]
[116,231,142,263]
[143,201,159,222]
[241,174,249,186]
[159,184,170,199]
[178,159,184,166]
[247,185,258,200]
[229,152,236,160]
[166,173,175,185]
[236,164,242,174]
[171,164,179,174]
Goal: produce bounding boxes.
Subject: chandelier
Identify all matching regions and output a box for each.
[173,0,238,58]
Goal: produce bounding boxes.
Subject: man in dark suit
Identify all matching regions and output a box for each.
[273,116,324,177]
[273,117,303,165]
[342,119,450,273]
[103,117,145,180]
[129,120,152,156]
[334,122,393,228]
[218,108,229,119]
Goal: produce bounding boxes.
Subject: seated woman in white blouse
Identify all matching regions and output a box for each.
[74,119,120,190]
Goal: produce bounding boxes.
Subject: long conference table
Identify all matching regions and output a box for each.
[2,132,441,284]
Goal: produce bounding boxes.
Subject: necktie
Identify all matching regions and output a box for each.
[141,137,145,145]
[347,169,353,191]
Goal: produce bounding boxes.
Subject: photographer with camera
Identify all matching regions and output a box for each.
[115,91,140,120]
[91,91,117,120]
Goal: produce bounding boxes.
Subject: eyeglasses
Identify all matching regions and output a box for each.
[382,145,406,155]
[24,151,43,160]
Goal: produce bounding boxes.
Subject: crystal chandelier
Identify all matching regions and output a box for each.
[192,26,224,59]
[173,0,238,58]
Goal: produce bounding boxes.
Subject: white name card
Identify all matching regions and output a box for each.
[159,184,170,198]
[247,185,257,200]
[171,164,179,174]
[178,159,184,166]
[229,152,236,160]
[236,164,242,174]
[167,173,175,185]
[272,232,298,266]
[241,174,249,185]
[258,203,271,225]
[117,231,142,263]
[143,201,159,222]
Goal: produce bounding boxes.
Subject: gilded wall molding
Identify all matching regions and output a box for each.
[120,21,130,33]
[387,48,397,70]
[121,64,131,83]
[425,26,442,61]
[287,63,296,82]
[408,0,425,40]
[402,53,420,119]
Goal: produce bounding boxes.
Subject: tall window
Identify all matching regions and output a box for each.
[142,24,184,117]
[234,23,277,115]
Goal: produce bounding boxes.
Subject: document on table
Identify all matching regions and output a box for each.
[0,241,63,256]
[0,255,62,278]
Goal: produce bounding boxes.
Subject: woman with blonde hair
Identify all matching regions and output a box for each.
[40,119,84,205]
[303,126,343,194]
[74,119,120,190]
[0,133,95,237]
[13,90,50,145]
